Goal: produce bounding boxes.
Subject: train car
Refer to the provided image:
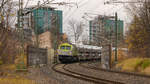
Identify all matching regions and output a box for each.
[76,45,101,61]
[57,43,78,63]
[57,43,102,63]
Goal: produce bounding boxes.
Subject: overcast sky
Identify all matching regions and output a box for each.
[23,0,130,26]
[20,0,131,42]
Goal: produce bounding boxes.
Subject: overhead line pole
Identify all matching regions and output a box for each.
[115,12,118,64]
[18,0,26,69]
[104,0,150,65]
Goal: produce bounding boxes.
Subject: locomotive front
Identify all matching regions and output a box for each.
[57,43,78,63]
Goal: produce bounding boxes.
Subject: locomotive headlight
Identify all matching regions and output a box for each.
[69,52,71,55]
[67,51,71,55]
[69,51,72,55]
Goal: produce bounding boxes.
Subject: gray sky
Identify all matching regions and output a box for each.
[21,0,130,43]
[23,0,130,26]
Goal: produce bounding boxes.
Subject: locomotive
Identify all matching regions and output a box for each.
[57,43,102,63]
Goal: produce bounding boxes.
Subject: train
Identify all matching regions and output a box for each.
[57,43,102,63]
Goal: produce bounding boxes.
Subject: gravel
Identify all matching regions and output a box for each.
[1,62,149,84]
[66,62,150,84]
[39,63,96,84]
[26,66,60,84]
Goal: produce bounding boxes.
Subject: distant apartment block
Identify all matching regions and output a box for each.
[17,6,63,35]
[89,15,124,44]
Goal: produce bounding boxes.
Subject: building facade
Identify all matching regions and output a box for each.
[89,15,124,45]
[32,7,63,34]
[38,31,52,49]
[18,6,63,35]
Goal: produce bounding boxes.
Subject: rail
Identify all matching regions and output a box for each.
[52,64,124,84]
[79,62,150,78]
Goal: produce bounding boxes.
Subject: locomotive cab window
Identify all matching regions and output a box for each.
[60,46,65,50]
[66,46,71,50]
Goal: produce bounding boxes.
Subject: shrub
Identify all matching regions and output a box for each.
[142,67,150,75]
[116,58,143,71]
[16,64,27,70]
[111,49,128,63]
[141,59,150,69]
[16,64,21,70]
[0,60,3,65]
[22,64,27,69]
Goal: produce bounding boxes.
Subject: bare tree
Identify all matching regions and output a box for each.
[82,33,89,45]
[0,0,9,11]
[0,0,17,28]
[0,0,20,64]
[68,19,84,44]
[126,0,150,57]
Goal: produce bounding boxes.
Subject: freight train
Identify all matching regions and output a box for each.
[57,43,101,63]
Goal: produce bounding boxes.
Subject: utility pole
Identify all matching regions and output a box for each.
[18,0,26,70]
[104,0,148,64]
[54,14,59,64]
[115,12,118,64]
[35,1,40,48]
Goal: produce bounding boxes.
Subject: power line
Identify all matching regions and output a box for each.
[104,0,149,4]
[24,0,30,8]
[63,0,89,23]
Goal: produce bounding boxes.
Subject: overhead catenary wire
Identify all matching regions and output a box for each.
[8,0,30,26]
[63,0,89,23]
[24,0,30,9]
[104,0,149,4]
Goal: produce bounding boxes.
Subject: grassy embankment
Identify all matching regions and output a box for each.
[0,64,36,84]
[116,58,150,75]
[111,49,150,75]
[0,78,35,84]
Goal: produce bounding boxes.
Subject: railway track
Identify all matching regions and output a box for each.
[79,62,150,78]
[52,63,124,84]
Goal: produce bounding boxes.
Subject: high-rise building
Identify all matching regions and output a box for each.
[89,15,124,45]
[18,6,63,35]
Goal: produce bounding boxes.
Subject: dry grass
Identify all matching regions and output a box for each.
[0,64,16,71]
[111,49,128,63]
[116,58,144,72]
[116,58,150,75]
[142,67,150,75]
[0,78,36,84]
[0,64,36,84]
[15,53,27,66]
